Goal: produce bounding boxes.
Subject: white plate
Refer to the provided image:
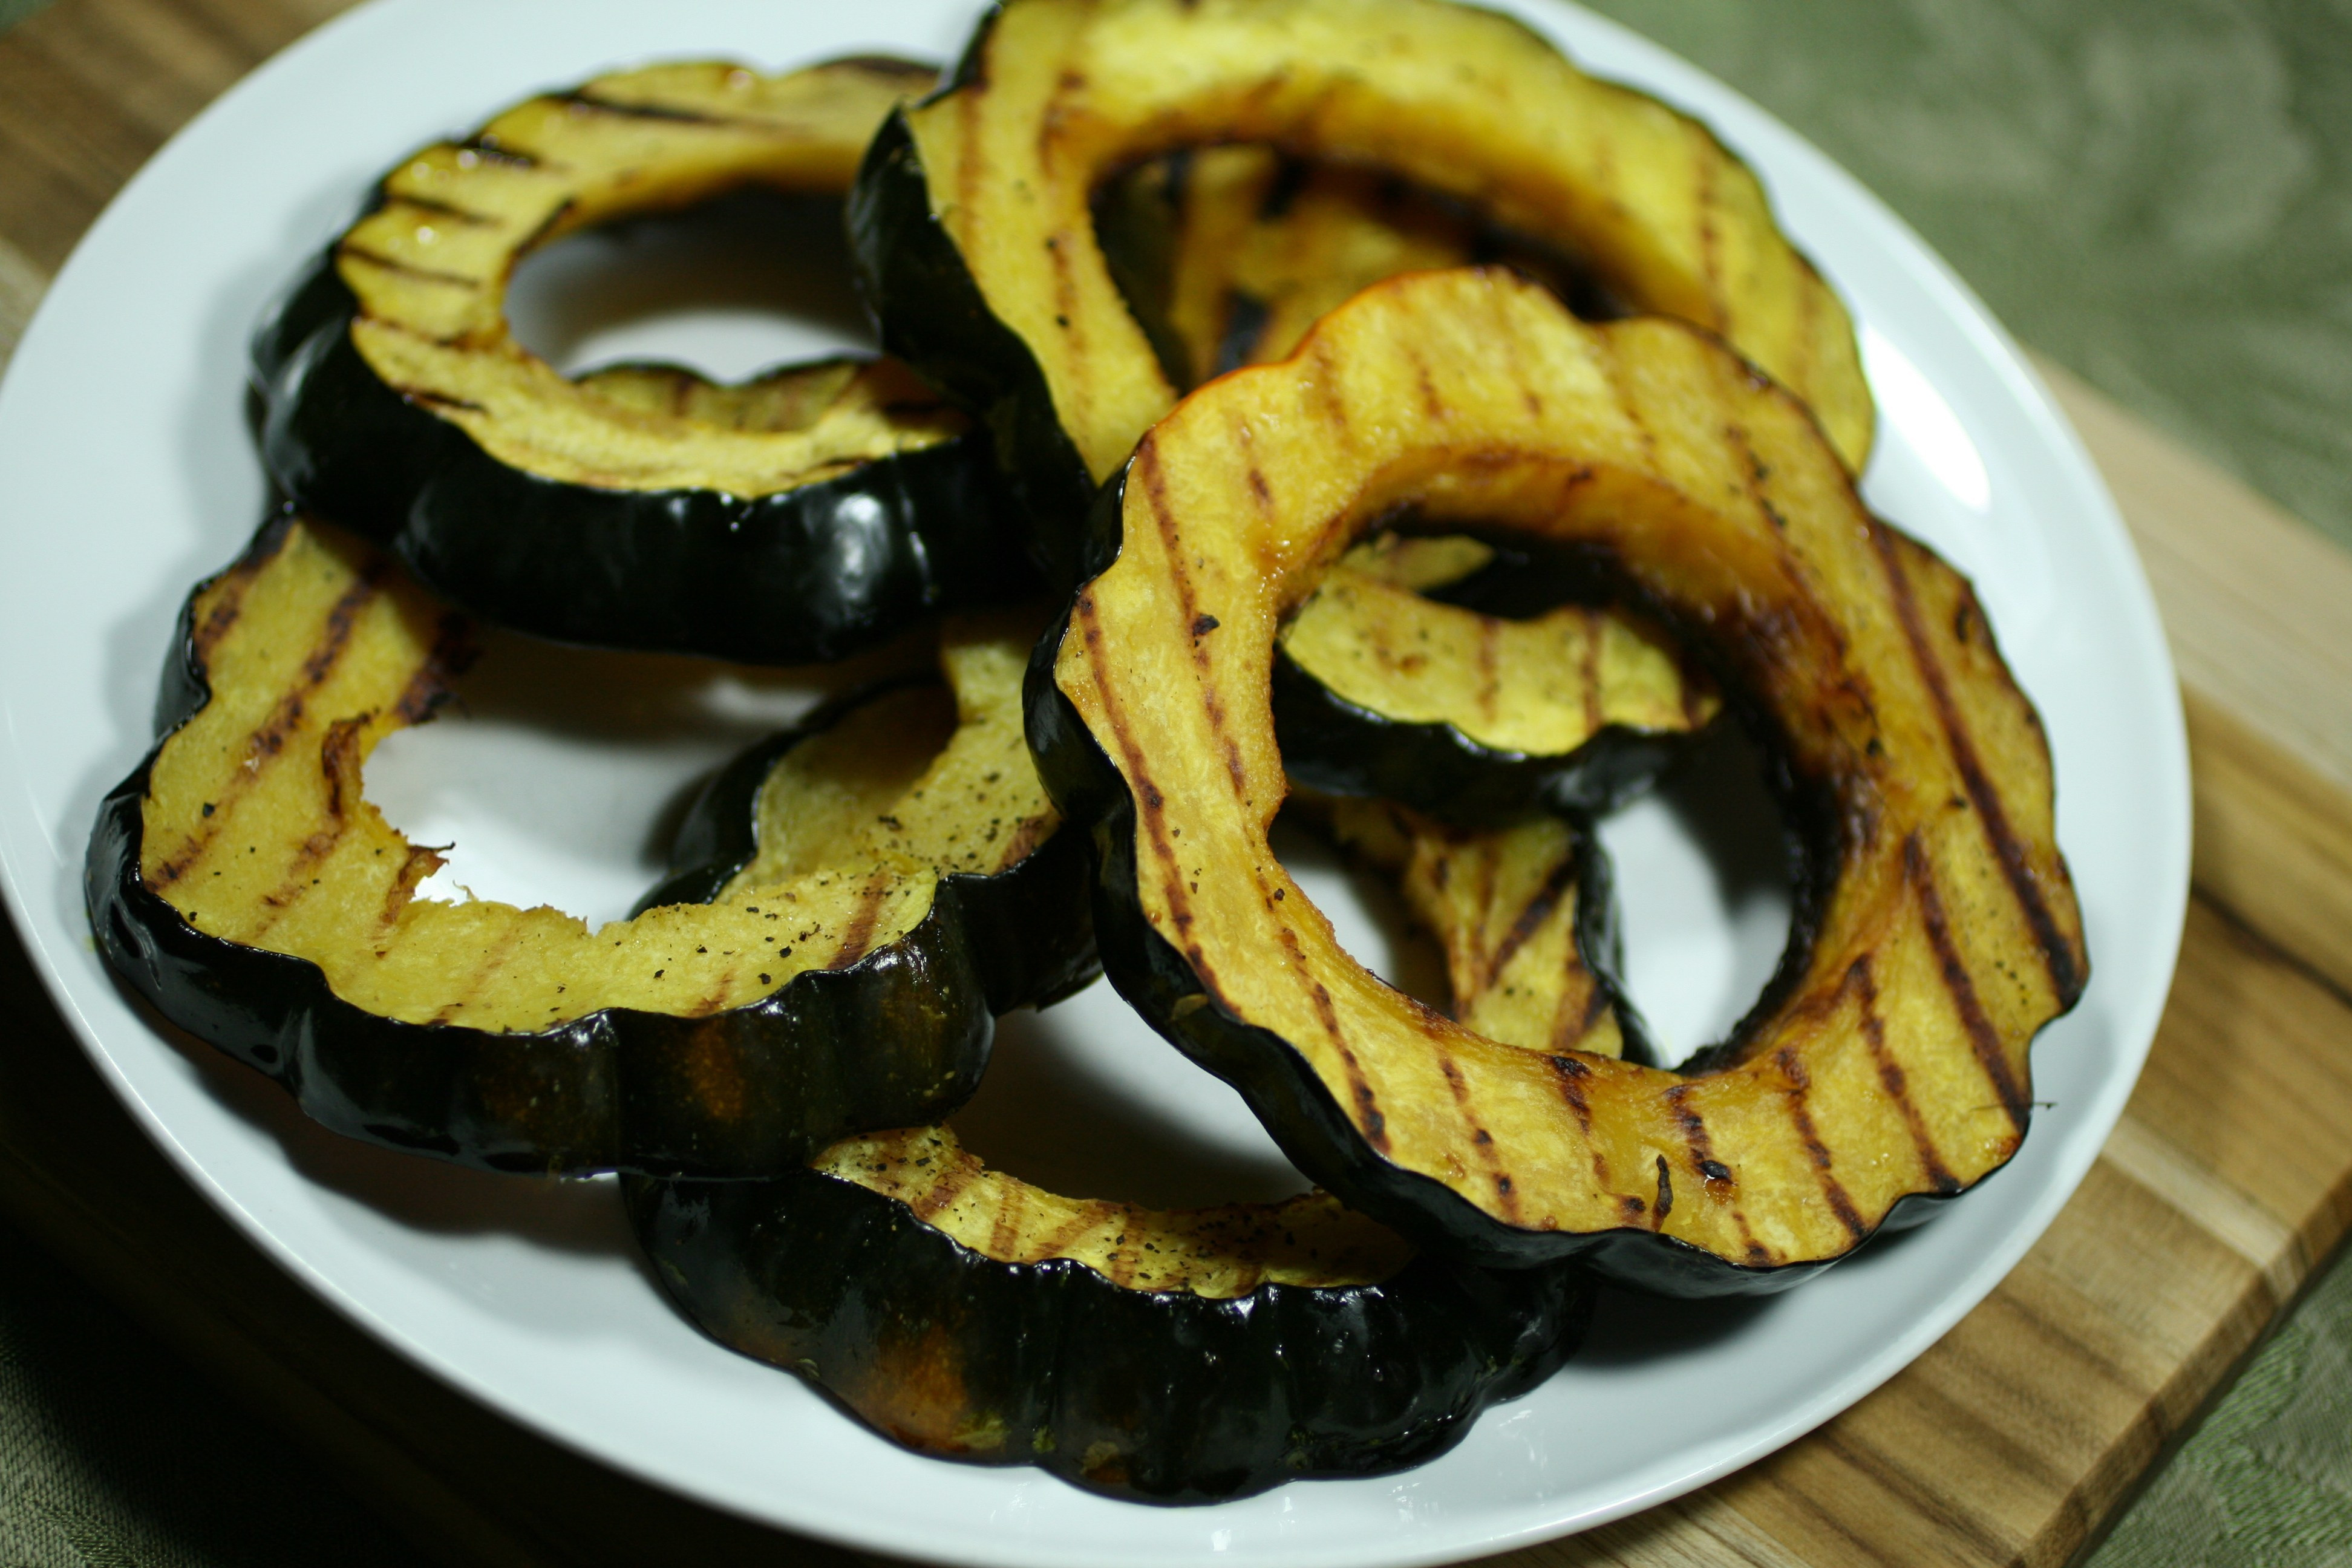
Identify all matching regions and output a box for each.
[0,1,2189,1564]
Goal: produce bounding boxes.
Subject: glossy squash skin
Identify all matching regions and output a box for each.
[626,1140,1589,1503]
[253,57,1033,665]
[625,679,1595,1500]
[851,0,1872,586]
[1028,270,2087,1295]
[85,518,1070,1176]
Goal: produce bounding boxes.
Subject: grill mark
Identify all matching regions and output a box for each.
[1557,968,1612,1053]
[1775,1046,1869,1241]
[1139,444,1248,795]
[1792,265,1821,425]
[1579,612,1606,736]
[243,714,370,936]
[829,874,895,968]
[426,916,526,1025]
[1077,592,1197,944]
[1873,526,2080,1005]
[1691,132,1726,331]
[1276,926,1387,1154]
[1851,952,1961,1192]
[454,136,539,169]
[1474,615,1500,726]
[1437,1057,1517,1219]
[985,1178,1026,1260]
[383,194,497,227]
[1545,1053,1615,1193]
[559,90,755,128]
[910,1157,978,1221]
[1031,1198,1122,1261]
[1664,1082,1760,1254]
[186,567,261,665]
[1481,849,1576,994]
[149,560,390,887]
[336,243,483,289]
[1907,835,2031,1129]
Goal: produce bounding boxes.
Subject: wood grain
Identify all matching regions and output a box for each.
[2,4,2350,1567]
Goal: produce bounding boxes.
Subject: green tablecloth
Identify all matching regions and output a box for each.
[3,1,2348,1563]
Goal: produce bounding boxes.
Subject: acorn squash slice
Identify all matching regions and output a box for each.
[852,0,1873,586]
[626,1129,1589,1502]
[85,515,1080,1175]
[1030,269,2087,1294]
[254,56,1032,665]
[1094,147,1721,814]
[623,736,1596,1500]
[1291,791,1648,1063]
[1277,532,1720,820]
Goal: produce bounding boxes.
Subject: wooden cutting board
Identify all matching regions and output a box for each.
[3,3,2349,1565]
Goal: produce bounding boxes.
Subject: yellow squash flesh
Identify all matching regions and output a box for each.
[1052,269,2083,1276]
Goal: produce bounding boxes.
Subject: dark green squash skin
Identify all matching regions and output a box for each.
[252,252,1037,665]
[1024,467,1958,1296]
[82,523,1010,1177]
[849,110,1100,592]
[1271,648,1696,826]
[621,1168,1591,1504]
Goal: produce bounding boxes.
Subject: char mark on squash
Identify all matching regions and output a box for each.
[1774,1046,1869,1241]
[454,136,538,169]
[1847,952,1962,1193]
[558,90,743,128]
[1076,594,1197,941]
[1436,1056,1517,1218]
[336,244,483,290]
[150,560,390,887]
[1135,445,1249,793]
[386,194,496,227]
[831,873,895,967]
[1872,525,2080,1005]
[1905,834,2031,1130]
[1481,848,1578,992]
[1273,925,1388,1155]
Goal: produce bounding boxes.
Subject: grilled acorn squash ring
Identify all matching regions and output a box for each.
[1276,534,1719,821]
[253,56,1032,665]
[624,736,1601,1501]
[627,1129,1589,1503]
[852,0,1873,586]
[1031,269,2087,1295]
[85,515,1080,1175]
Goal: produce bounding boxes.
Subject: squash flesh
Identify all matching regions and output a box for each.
[901,0,1872,489]
[339,57,958,497]
[1046,269,2083,1279]
[140,518,976,1032]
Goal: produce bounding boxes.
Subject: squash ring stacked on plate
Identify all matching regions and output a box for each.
[87,519,1081,1175]
[852,0,1875,589]
[1030,267,2086,1295]
[623,721,1623,1501]
[255,56,1034,664]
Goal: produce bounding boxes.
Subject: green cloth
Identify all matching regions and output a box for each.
[0,1217,423,1567]
[1578,0,2352,557]
[2089,1250,2352,1567]
[1,1,2347,1563]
